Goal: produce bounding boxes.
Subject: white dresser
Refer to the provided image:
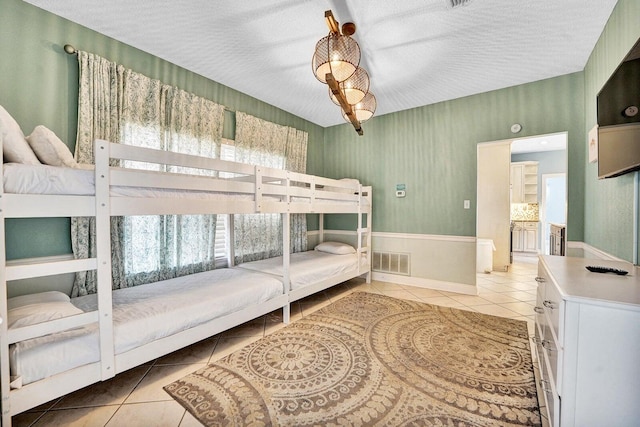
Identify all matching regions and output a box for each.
[534,256,640,426]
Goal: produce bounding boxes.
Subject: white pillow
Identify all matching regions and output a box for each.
[314,241,356,255]
[7,290,70,310]
[0,105,41,165]
[7,291,82,329]
[26,125,77,167]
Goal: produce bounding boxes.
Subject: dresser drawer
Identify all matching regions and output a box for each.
[538,342,560,427]
[542,278,563,343]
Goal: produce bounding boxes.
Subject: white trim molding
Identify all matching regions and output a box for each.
[372,272,477,295]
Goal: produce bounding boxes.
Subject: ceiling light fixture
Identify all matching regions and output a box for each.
[312,10,374,136]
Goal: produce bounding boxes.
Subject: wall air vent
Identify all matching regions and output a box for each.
[447,0,473,8]
[372,251,410,276]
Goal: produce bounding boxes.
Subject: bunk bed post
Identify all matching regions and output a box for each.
[282,174,291,324]
[94,140,116,381]
[365,186,372,283]
[227,214,235,267]
[0,158,12,426]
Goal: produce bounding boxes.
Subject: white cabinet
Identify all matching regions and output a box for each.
[512,223,524,251]
[511,161,538,203]
[512,221,538,253]
[534,256,640,426]
[523,222,538,252]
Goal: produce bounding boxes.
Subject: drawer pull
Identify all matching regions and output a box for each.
[534,306,544,314]
[535,276,546,283]
[543,300,556,310]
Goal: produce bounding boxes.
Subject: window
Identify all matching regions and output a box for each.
[120,124,226,280]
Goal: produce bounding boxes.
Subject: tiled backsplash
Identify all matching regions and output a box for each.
[511,203,539,221]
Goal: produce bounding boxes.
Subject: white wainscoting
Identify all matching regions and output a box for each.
[312,230,478,295]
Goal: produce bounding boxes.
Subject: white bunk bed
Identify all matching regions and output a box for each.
[0,139,372,423]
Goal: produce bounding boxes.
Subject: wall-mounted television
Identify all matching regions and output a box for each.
[597,39,640,179]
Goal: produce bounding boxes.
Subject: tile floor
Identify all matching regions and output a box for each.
[12,255,549,427]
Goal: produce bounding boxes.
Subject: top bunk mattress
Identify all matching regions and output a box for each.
[236,250,368,290]
[10,267,284,386]
[2,163,370,207]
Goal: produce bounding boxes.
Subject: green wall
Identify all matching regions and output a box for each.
[0,0,323,260]
[4,0,639,266]
[583,0,640,262]
[323,73,585,241]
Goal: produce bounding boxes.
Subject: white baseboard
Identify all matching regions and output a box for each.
[371,272,477,296]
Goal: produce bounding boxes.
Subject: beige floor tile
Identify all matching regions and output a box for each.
[375,289,421,302]
[179,409,206,427]
[475,277,495,286]
[125,364,206,404]
[371,281,407,291]
[448,294,491,306]
[503,291,538,302]
[221,317,265,338]
[505,282,538,291]
[324,282,355,300]
[483,275,519,284]
[407,287,448,298]
[479,282,515,292]
[155,336,218,365]
[477,292,520,304]
[500,301,536,316]
[32,405,119,427]
[107,401,185,427]
[300,298,332,316]
[297,291,330,304]
[471,304,521,318]
[12,411,44,427]
[54,366,150,409]
[418,296,465,308]
[210,336,260,362]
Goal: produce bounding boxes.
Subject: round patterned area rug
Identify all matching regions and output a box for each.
[165,292,541,426]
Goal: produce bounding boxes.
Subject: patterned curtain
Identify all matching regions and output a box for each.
[286,128,309,253]
[232,112,308,263]
[71,51,224,296]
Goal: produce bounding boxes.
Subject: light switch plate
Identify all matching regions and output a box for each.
[464,200,470,209]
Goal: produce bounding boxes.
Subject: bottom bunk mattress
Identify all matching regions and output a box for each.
[9,267,284,386]
[236,249,368,291]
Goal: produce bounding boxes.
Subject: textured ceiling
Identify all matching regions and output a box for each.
[24,0,618,128]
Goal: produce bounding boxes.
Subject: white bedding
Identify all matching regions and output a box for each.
[2,163,369,207]
[10,267,283,386]
[237,250,367,290]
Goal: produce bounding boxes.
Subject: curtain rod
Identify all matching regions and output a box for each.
[64,44,77,55]
[63,43,236,114]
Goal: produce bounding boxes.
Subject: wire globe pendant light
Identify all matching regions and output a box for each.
[329,66,370,106]
[343,91,377,123]
[312,10,375,136]
[312,33,360,84]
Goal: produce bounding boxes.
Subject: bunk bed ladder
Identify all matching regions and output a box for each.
[95,140,116,381]
[358,186,372,283]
